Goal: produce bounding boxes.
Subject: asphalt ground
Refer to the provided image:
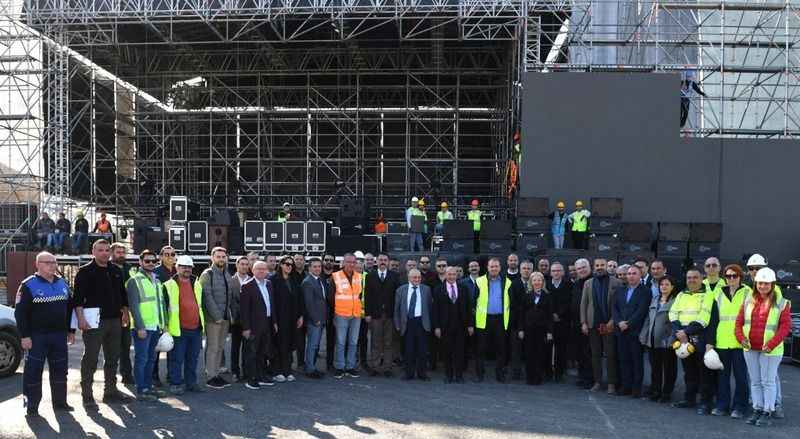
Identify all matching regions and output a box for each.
[0,336,798,439]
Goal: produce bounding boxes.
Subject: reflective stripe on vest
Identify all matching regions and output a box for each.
[467,210,481,231]
[668,290,712,327]
[742,296,788,357]
[714,285,749,349]
[165,278,205,337]
[475,275,511,330]
[333,270,362,318]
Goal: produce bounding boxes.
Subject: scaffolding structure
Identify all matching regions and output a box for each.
[0,0,796,230]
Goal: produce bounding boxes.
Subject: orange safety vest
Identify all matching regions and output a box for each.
[96,219,111,233]
[332,270,363,318]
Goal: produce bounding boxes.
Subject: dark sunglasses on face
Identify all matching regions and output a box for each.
[705,263,718,267]
[725,274,739,279]
[163,252,176,257]
[436,264,446,268]
[143,259,157,264]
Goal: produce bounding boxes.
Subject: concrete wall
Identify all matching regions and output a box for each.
[520,72,800,262]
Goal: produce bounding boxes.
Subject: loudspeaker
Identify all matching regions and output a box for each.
[262,221,284,253]
[440,239,473,253]
[169,196,199,223]
[285,222,306,252]
[657,241,688,258]
[516,217,550,233]
[517,233,547,255]
[622,222,653,242]
[618,251,656,264]
[169,226,186,252]
[517,197,549,217]
[306,221,326,253]
[480,239,513,254]
[480,220,512,239]
[590,217,621,235]
[774,265,800,284]
[689,242,720,259]
[188,221,208,253]
[208,225,229,250]
[620,242,651,254]
[437,252,468,269]
[690,223,722,243]
[590,197,623,218]
[444,220,474,239]
[542,249,586,266]
[208,208,240,227]
[386,234,408,252]
[658,223,690,242]
[388,222,408,234]
[328,235,381,255]
[244,221,266,252]
[589,236,621,254]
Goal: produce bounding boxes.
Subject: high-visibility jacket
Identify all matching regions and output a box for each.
[669,289,713,327]
[714,285,750,349]
[436,210,453,225]
[333,270,362,318]
[742,296,789,357]
[570,209,590,232]
[467,209,482,232]
[475,275,512,330]
[127,270,165,330]
[164,276,205,337]
[703,277,726,296]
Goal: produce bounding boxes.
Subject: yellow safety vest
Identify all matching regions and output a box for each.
[467,209,481,232]
[742,296,789,357]
[668,289,713,327]
[714,285,750,349]
[475,275,511,330]
[703,277,726,296]
[436,210,452,225]
[164,277,205,337]
[571,210,588,232]
[126,271,165,330]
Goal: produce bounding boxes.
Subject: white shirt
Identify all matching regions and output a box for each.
[406,284,422,318]
[377,269,387,281]
[235,272,251,286]
[255,278,271,317]
[552,278,562,289]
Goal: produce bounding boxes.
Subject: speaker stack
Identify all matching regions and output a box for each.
[133,218,167,254]
[619,222,654,263]
[657,223,690,277]
[168,196,201,254]
[689,223,722,263]
[480,220,513,254]
[588,198,623,261]
[515,197,549,257]
[441,220,474,254]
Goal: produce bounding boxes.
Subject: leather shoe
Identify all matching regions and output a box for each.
[672,400,695,409]
[53,402,74,412]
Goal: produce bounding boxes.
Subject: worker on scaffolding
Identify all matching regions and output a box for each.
[435,202,453,236]
[680,70,707,129]
[277,202,292,222]
[407,197,425,252]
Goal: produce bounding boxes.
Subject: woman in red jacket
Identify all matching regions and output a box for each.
[735,267,791,428]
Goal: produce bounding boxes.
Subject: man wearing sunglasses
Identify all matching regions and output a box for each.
[126,250,167,401]
[321,254,337,372]
[702,257,725,296]
[152,245,177,387]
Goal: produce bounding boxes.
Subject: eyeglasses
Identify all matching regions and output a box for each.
[324,258,334,262]
[725,274,739,279]
[281,262,294,267]
[162,252,176,257]
[420,260,430,264]
[705,263,719,267]
[436,264,447,268]
[143,259,158,264]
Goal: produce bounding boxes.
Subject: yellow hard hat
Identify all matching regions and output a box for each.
[418,199,425,206]
[440,202,448,208]
[556,201,565,209]
[575,200,584,208]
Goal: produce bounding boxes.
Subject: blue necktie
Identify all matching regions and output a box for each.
[409,286,418,317]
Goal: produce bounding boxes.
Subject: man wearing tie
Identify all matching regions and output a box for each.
[394,269,433,381]
[434,267,474,383]
[239,261,278,390]
[302,258,329,379]
[364,253,401,377]
[612,265,650,397]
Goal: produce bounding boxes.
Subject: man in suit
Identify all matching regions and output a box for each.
[434,266,473,383]
[613,265,651,397]
[365,253,401,377]
[302,258,328,379]
[580,257,623,394]
[394,269,433,381]
[547,262,574,382]
[459,259,481,373]
[239,261,278,390]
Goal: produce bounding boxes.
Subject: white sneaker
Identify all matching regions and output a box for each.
[274,374,286,383]
[286,374,295,382]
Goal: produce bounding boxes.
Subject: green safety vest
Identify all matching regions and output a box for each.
[467,209,481,232]
[475,275,511,330]
[714,285,750,349]
[126,271,165,330]
[668,289,713,327]
[742,296,789,357]
[571,210,589,232]
[164,277,205,337]
[703,277,726,296]
[436,210,452,225]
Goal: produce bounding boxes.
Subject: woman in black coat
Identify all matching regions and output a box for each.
[270,256,304,382]
[517,272,554,385]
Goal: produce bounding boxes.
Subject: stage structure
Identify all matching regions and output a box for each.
[0,1,798,251]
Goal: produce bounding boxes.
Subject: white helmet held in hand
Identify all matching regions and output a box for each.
[674,341,695,359]
[156,332,174,352]
[703,349,724,370]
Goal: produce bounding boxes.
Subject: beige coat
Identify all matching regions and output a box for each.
[580,276,623,327]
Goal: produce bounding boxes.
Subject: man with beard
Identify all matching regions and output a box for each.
[581,258,623,394]
[200,247,238,389]
[110,242,135,385]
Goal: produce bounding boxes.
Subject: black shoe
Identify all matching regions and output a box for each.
[402,374,414,381]
[496,373,506,383]
[333,369,345,379]
[696,405,710,416]
[152,379,163,388]
[511,369,522,381]
[235,374,248,383]
[649,392,661,402]
[206,376,227,389]
[258,376,275,386]
[755,412,772,427]
[82,394,98,409]
[672,400,695,409]
[711,408,729,417]
[658,395,671,404]
[383,370,394,378]
[306,371,323,379]
[616,388,631,396]
[444,376,453,384]
[103,390,134,404]
[245,381,260,390]
[53,402,74,412]
[746,410,763,425]
[455,376,465,384]
[731,409,745,419]
[25,408,40,418]
[418,374,430,381]
[368,370,380,377]
[346,369,360,378]
[185,384,205,393]
[121,375,135,385]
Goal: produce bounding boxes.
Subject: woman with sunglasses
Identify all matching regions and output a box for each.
[705,265,750,418]
[639,276,678,403]
[270,256,304,383]
[735,268,792,427]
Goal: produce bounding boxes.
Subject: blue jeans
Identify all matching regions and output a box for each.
[132,329,159,394]
[743,349,782,412]
[168,328,202,386]
[334,316,361,370]
[305,323,325,373]
[23,332,68,410]
[73,232,87,252]
[716,348,748,412]
[409,233,423,251]
[435,223,444,235]
[48,231,65,250]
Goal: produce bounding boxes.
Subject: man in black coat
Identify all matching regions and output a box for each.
[364,253,401,377]
[612,265,651,397]
[434,266,473,383]
[570,258,594,388]
[547,262,574,382]
[240,261,277,389]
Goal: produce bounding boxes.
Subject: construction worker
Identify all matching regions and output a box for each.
[702,257,726,296]
[568,201,591,250]
[669,268,715,414]
[435,202,453,235]
[548,201,569,249]
[277,202,292,222]
[467,199,482,254]
[165,255,205,395]
[406,197,424,252]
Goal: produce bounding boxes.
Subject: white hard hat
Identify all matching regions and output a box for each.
[283,202,290,207]
[177,255,194,267]
[353,250,365,260]
[156,332,174,352]
[411,196,419,203]
[754,267,776,283]
[675,342,694,359]
[746,253,767,268]
[703,349,724,370]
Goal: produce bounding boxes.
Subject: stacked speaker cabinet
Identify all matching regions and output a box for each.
[516,197,550,252]
[169,226,187,252]
[285,222,306,252]
[689,223,722,260]
[588,198,623,261]
[244,221,266,252]
[619,222,654,262]
[305,221,326,253]
[657,222,690,277]
[480,220,512,254]
[264,221,285,252]
[208,225,229,251]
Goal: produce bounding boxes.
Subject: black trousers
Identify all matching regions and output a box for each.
[244,327,272,380]
[441,326,466,379]
[680,97,690,127]
[119,324,132,378]
[81,318,122,394]
[571,231,588,250]
[357,320,368,368]
[274,328,293,376]
[553,321,570,378]
[649,347,677,397]
[403,317,428,378]
[681,352,714,405]
[571,326,593,383]
[524,327,548,384]
[24,332,68,410]
[325,316,336,369]
[230,323,243,377]
[476,315,507,378]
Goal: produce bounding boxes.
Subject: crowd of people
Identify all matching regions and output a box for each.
[14,242,792,428]
[31,211,113,253]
